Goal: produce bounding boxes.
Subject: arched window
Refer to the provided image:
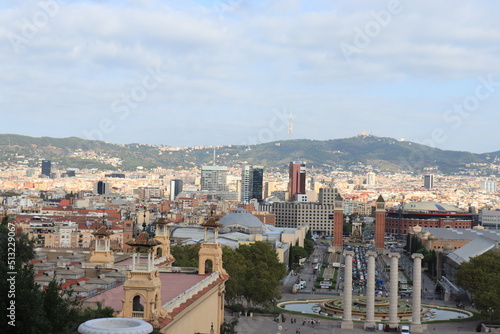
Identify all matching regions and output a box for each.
[133,295,145,312]
[204,259,213,274]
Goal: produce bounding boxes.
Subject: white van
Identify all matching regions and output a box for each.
[400,325,411,334]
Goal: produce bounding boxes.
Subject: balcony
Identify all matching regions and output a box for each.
[131,311,144,318]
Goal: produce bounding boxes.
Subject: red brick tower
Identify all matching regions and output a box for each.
[333,193,344,251]
[375,195,386,252]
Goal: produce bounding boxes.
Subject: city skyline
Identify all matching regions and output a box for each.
[2,1,500,153]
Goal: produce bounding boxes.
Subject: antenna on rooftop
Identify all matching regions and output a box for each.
[288,110,294,140]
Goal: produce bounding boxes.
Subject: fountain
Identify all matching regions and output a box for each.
[278,298,473,322]
[323,297,415,320]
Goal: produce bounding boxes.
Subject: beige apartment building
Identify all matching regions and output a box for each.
[271,188,338,236]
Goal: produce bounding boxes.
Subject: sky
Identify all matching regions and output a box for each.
[1,0,500,153]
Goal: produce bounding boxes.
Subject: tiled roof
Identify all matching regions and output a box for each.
[201,217,222,228]
[126,231,162,248]
[94,225,113,236]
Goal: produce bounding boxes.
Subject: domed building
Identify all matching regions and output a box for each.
[219,208,265,234]
[385,201,473,234]
[170,208,307,268]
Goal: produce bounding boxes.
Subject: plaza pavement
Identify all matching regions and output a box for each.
[233,283,480,333]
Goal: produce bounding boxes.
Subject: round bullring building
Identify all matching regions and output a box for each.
[385,201,473,235]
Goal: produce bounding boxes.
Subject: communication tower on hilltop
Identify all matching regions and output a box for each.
[288,110,294,140]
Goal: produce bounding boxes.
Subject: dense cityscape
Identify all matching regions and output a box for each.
[3,1,500,333]
[1,138,500,333]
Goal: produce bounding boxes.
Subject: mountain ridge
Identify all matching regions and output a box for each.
[0,133,498,174]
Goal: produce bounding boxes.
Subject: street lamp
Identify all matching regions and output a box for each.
[487,307,494,325]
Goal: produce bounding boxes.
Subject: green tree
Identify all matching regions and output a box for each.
[77,302,114,323]
[303,238,314,255]
[290,245,308,266]
[41,280,82,333]
[235,242,286,307]
[222,247,247,304]
[171,243,201,267]
[1,216,47,333]
[220,317,238,334]
[404,233,411,252]
[456,250,500,322]
[343,221,352,236]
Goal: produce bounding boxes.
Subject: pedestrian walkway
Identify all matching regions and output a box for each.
[235,312,480,333]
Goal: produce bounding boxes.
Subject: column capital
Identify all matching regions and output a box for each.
[366,251,377,258]
[412,253,424,260]
[388,252,400,259]
[343,250,354,257]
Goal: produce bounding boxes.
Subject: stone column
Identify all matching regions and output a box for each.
[411,253,425,333]
[388,252,400,329]
[364,251,377,329]
[341,251,354,330]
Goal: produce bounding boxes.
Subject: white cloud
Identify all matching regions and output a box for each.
[1,0,500,151]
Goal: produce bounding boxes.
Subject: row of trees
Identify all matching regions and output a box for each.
[403,233,438,277]
[172,241,287,307]
[0,217,114,333]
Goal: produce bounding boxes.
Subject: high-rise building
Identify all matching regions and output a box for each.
[241,166,251,202]
[288,161,306,202]
[366,172,376,186]
[170,179,183,200]
[94,181,110,195]
[41,160,51,177]
[241,166,264,202]
[201,166,228,191]
[423,174,434,189]
[481,179,497,193]
[250,167,263,201]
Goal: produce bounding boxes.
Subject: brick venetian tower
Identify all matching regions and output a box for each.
[375,195,386,252]
[332,193,344,252]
